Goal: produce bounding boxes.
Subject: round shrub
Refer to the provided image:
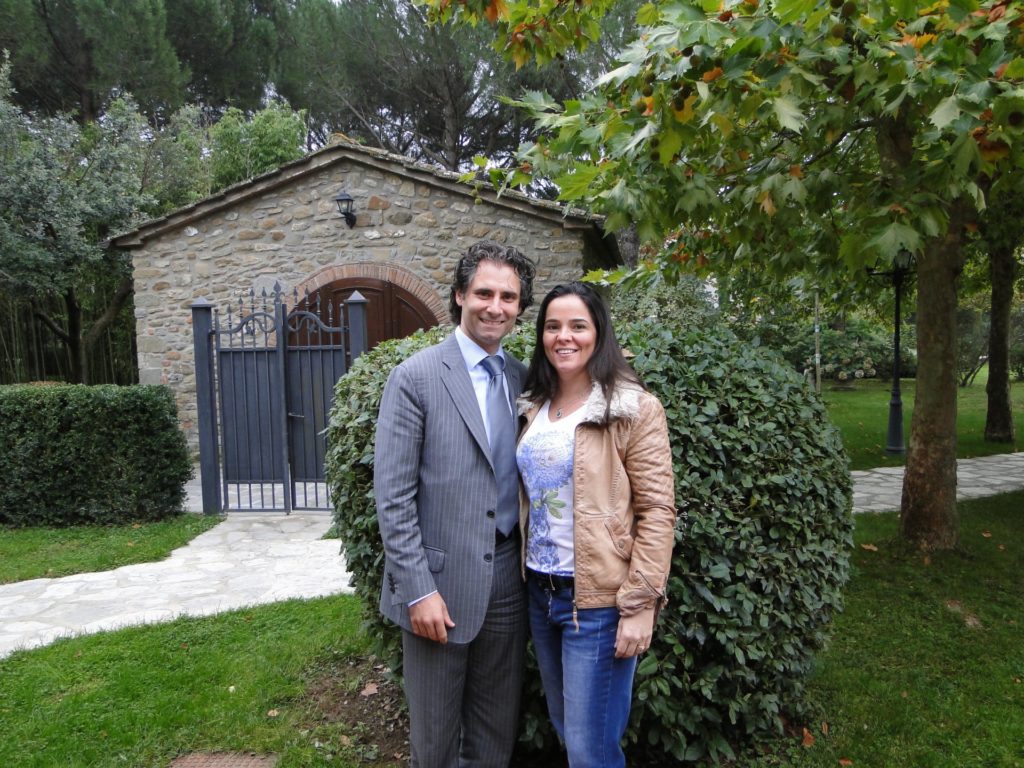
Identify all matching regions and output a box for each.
[621,319,852,762]
[326,318,852,763]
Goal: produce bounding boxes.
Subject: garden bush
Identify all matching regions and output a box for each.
[607,272,715,328]
[326,318,853,763]
[0,384,193,527]
[956,307,990,387]
[1012,307,1024,382]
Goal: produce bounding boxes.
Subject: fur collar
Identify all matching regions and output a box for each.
[518,379,643,425]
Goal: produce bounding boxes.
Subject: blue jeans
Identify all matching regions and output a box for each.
[527,577,637,768]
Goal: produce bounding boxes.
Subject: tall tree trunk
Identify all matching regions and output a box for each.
[65,287,84,384]
[899,216,966,551]
[985,243,1017,442]
[441,92,460,171]
[81,277,134,385]
[616,224,640,268]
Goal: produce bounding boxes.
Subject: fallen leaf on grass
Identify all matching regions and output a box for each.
[860,543,878,552]
[267,709,279,717]
[998,544,1006,551]
[802,727,815,747]
[839,760,854,766]
[900,691,908,699]
[361,682,379,697]
[821,721,830,735]
[982,531,992,538]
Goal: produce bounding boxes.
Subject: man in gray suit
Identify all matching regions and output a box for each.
[374,240,536,767]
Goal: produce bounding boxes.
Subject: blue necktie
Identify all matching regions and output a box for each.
[481,355,519,537]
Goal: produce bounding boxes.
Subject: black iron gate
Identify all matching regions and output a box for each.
[191,286,367,513]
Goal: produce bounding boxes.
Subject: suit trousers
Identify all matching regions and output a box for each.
[402,536,527,768]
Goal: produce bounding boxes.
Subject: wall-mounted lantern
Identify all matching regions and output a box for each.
[334,191,356,228]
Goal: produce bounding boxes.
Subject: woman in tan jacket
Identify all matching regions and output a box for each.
[516,282,676,768]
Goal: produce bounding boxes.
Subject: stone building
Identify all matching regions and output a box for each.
[110,139,618,451]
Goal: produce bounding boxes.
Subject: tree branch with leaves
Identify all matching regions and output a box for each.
[422,0,1024,551]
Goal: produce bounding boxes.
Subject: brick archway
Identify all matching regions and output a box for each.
[295,263,446,349]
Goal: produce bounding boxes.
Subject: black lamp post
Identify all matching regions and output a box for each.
[868,249,914,454]
[334,191,356,228]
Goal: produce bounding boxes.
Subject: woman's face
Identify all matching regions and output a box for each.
[542,294,597,383]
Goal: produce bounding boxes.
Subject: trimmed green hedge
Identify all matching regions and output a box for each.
[0,384,193,527]
[326,319,852,763]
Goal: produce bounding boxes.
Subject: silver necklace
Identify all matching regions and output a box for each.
[554,394,587,419]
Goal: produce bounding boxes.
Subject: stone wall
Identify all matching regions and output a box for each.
[128,156,592,451]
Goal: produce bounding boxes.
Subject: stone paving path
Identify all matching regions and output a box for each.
[1,453,1021,660]
[0,511,349,659]
[851,451,1024,513]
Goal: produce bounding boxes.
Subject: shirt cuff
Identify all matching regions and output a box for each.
[408,590,438,606]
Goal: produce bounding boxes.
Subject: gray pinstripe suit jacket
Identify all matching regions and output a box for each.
[374,333,525,644]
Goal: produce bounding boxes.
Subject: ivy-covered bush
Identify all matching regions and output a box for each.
[326,319,853,763]
[0,384,193,527]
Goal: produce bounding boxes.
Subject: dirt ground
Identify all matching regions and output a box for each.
[301,654,410,766]
[297,654,569,767]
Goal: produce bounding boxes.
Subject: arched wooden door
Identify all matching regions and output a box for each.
[303,277,439,349]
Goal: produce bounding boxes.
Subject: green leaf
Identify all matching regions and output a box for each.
[772,97,805,132]
[636,3,661,26]
[867,222,922,256]
[1005,58,1024,80]
[953,132,981,176]
[929,96,960,130]
[774,0,817,25]
[554,164,603,201]
[782,176,807,203]
[637,653,659,676]
[594,62,641,88]
[839,231,871,270]
[710,113,734,138]
[659,127,684,164]
[708,562,731,579]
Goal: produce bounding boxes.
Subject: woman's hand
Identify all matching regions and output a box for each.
[614,606,656,658]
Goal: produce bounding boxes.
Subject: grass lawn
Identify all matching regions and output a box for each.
[0,514,223,584]
[751,490,1024,768]
[820,377,1023,471]
[0,596,378,768]
[2,492,1021,767]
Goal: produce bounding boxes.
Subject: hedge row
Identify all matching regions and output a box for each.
[0,384,193,527]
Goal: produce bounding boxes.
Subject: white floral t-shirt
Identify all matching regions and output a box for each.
[516,401,586,576]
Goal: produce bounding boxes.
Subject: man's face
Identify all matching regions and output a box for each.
[456,260,522,354]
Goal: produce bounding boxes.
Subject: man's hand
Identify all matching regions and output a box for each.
[614,606,655,658]
[409,592,456,643]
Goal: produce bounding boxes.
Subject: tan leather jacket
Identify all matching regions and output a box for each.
[517,380,677,616]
